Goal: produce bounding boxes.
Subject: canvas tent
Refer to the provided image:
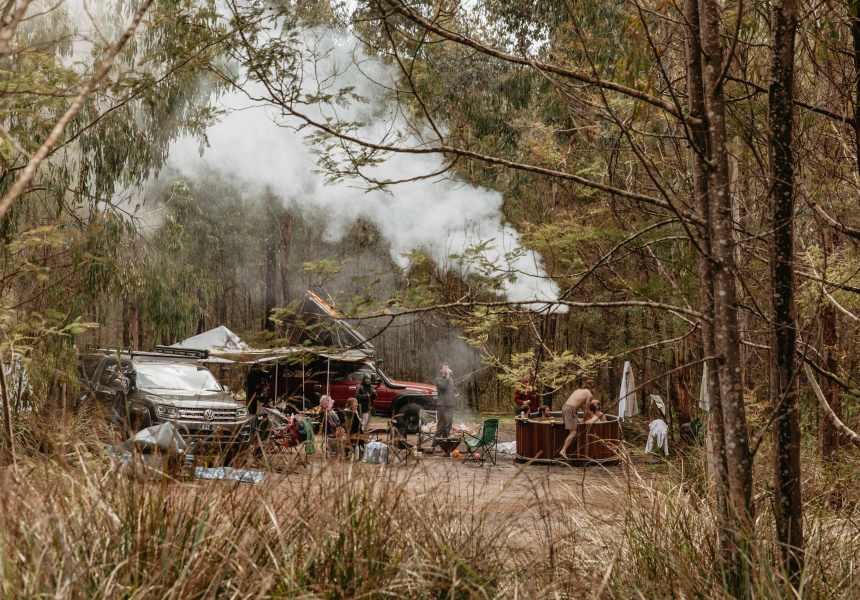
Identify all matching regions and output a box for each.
[171,326,249,352]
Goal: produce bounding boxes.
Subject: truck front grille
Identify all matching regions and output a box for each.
[178,408,240,422]
[180,426,252,444]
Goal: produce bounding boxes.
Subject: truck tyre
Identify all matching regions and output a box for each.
[400,402,422,434]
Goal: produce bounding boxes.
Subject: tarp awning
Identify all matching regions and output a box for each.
[208,346,371,365]
[171,326,249,351]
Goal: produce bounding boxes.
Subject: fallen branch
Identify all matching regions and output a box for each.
[803,363,860,450]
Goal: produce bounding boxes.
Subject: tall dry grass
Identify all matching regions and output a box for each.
[1,417,859,598]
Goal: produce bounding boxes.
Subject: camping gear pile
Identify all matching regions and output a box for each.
[105,422,265,482]
[450,423,476,437]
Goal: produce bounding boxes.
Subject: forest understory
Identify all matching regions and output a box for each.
[4,0,860,596]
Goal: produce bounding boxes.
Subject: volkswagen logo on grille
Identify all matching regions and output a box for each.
[203,409,216,421]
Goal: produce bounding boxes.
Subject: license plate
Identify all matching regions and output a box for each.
[201,424,218,431]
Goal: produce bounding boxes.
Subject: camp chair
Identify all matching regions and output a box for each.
[338,410,365,459]
[385,415,412,465]
[263,416,315,472]
[462,419,499,467]
[416,409,437,451]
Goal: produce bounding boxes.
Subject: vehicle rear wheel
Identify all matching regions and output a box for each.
[400,402,422,434]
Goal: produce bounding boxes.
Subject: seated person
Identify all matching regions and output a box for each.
[536,405,553,421]
[517,398,533,418]
[326,409,341,431]
[341,398,363,450]
[584,400,607,424]
[328,426,347,454]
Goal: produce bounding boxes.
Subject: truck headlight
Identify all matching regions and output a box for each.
[236,407,248,418]
[155,404,177,418]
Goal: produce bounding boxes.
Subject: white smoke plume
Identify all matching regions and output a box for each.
[162,28,563,310]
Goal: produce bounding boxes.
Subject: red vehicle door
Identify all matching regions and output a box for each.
[327,362,377,408]
[328,370,359,408]
[372,377,393,413]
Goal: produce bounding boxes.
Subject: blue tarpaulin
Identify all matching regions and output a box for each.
[194,466,265,483]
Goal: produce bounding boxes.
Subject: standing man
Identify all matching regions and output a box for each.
[245,363,268,416]
[558,379,595,460]
[355,373,377,431]
[432,362,457,452]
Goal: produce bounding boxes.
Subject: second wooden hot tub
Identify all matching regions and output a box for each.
[515,411,620,465]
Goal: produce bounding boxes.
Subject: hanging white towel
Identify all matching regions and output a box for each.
[698,363,710,412]
[618,361,639,421]
[649,394,666,419]
[645,419,669,455]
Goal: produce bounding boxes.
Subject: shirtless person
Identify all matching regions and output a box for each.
[558,379,595,459]
[584,400,607,424]
[536,405,552,421]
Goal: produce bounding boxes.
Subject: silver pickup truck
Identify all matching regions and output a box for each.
[78,347,252,447]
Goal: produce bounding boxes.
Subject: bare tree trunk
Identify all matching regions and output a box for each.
[196,297,205,334]
[768,0,803,580]
[851,0,860,174]
[675,343,693,426]
[280,210,293,305]
[686,0,734,560]
[122,298,131,348]
[222,290,229,327]
[0,359,12,462]
[264,190,278,332]
[699,0,754,568]
[133,302,141,351]
[821,228,841,460]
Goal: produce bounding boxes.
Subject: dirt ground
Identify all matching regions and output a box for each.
[257,413,659,543]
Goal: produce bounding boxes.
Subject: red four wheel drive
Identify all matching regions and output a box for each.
[270,357,437,433]
[257,290,438,431]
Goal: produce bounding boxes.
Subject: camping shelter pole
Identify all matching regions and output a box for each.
[274,361,278,406]
[325,356,330,459]
[0,360,12,461]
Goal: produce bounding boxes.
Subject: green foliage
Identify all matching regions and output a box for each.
[127,182,212,343]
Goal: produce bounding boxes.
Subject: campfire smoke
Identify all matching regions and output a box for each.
[162,28,563,310]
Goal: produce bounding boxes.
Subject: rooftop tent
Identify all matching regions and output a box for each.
[171,326,249,351]
[286,291,374,356]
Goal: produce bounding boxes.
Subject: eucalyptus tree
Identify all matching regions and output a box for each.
[0,0,234,444]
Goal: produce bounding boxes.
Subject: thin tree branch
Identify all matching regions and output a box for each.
[803,363,860,449]
[0,0,155,220]
[725,74,857,128]
[0,0,34,57]
[715,0,743,91]
[380,0,702,126]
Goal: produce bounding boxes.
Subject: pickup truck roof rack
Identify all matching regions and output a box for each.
[83,345,210,360]
[154,346,210,359]
[84,344,133,354]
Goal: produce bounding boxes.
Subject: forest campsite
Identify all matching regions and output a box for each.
[2,0,860,598]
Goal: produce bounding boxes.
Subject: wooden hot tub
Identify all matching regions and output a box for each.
[515,411,620,465]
